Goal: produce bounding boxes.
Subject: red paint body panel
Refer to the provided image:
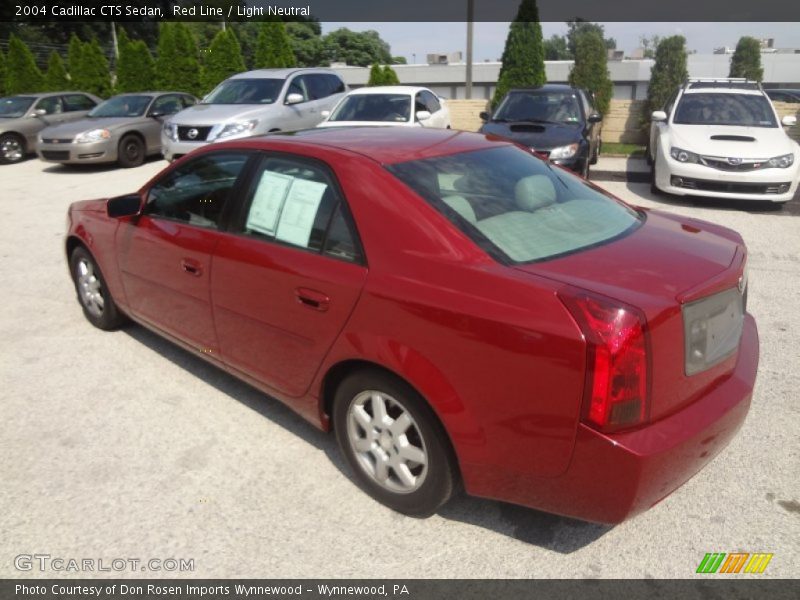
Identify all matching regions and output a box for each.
[65,127,759,522]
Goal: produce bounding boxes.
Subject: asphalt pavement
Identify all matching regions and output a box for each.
[0,156,797,579]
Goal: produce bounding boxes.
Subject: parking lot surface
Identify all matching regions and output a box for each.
[1,157,798,579]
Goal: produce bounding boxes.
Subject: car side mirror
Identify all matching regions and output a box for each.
[285,93,304,105]
[416,110,432,122]
[479,111,490,121]
[588,113,603,123]
[32,108,47,117]
[321,110,331,118]
[651,111,668,122]
[781,115,797,127]
[149,111,165,119]
[107,193,142,219]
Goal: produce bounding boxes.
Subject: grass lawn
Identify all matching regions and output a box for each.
[601,142,646,157]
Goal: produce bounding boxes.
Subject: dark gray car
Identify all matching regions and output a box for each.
[0,92,101,164]
[37,92,196,168]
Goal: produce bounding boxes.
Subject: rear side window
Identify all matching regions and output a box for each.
[325,74,346,95]
[63,94,96,111]
[421,90,441,113]
[240,155,362,262]
[303,74,332,100]
[386,146,642,263]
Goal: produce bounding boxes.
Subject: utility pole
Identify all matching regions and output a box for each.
[111,21,118,59]
[465,0,474,99]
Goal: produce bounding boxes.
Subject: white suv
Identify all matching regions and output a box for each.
[162,68,347,162]
[648,78,799,203]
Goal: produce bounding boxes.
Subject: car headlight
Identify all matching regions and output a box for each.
[75,129,111,144]
[163,122,178,142]
[767,153,794,168]
[549,143,579,160]
[213,120,258,141]
[669,146,699,163]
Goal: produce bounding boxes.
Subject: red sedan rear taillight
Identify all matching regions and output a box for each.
[558,287,651,432]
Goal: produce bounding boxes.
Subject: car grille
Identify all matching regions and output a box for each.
[41,138,74,144]
[177,126,213,142]
[699,156,766,172]
[41,150,70,160]
[673,177,791,195]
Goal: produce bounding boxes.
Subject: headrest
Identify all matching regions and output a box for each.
[515,175,557,211]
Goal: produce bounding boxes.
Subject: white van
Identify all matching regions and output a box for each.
[162,68,347,161]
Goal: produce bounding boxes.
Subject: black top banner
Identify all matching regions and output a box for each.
[1,0,799,23]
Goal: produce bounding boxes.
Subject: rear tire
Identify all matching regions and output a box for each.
[333,369,457,517]
[70,246,127,330]
[0,133,26,164]
[118,134,145,168]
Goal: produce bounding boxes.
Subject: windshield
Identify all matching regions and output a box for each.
[0,96,35,118]
[203,78,284,104]
[89,95,152,118]
[674,93,777,127]
[386,146,641,263]
[329,94,412,122]
[494,91,583,124]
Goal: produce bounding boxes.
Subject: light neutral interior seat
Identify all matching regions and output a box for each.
[515,175,557,211]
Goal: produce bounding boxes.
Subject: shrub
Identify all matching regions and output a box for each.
[5,34,45,94]
[492,0,546,107]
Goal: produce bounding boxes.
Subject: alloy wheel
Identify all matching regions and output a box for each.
[1,138,23,162]
[76,258,105,318]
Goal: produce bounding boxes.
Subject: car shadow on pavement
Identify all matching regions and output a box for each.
[40,154,165,174]
[624,181,800,216]
[123,323,613,553]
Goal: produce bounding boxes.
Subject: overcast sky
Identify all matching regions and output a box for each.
[322,22,800,62]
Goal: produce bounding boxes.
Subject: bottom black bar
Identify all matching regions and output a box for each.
[2,579,799,600]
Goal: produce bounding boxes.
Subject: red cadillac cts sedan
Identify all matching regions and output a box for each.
[65,128,758,523]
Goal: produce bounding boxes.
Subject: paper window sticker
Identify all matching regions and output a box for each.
[245,170,294,235]
[275,178,328,247]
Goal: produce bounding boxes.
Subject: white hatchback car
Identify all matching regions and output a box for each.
[649,78,799,202]
[317,86,451,129]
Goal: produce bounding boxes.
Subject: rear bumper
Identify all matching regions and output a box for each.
[464,314,759,523]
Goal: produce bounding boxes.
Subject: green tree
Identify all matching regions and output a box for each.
[67,34,84,90]
[639,35,662,59]
[492,0,546,107]
[382,65,400,85]
[116,28,156,93]
[729,36,764,82]
[566,20,615,57]
[543,35,570,60]
[285,21,326,67]
[254,20,296,69]
[203,29,246,93]
[156,22,203,96]
[367,63,385,86]
[391,56,407,65]
[322,28,391,67]
[0,47,7,96]
[646,35,689,119]
[44,52,69,91]
[73,38,112,97]
[568,31,613,115]
[5,34,45,94]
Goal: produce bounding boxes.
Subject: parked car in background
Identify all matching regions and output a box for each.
[37,92,196,168]
[764,89,800,104]
[0,92,101,164]
[162,68,347,162]
[479,84,602,178]
[317,86,451,129]
[66,127,757,523]
[649,78,799,202]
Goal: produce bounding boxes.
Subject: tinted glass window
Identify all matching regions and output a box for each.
[35,96,64,114]
[241,156,359,260]
[204,79,284,104]
[414,93,427,115]
[303,74,332,100]
[63,94,96,111]
[326,74,346,95]
[145,153,250,229]
[664,89,679,115]
[324,204,362,262]
[494,91,583,124]
[150,94,182,115]
[674,93,777,127]
[421,90,441,113]
[180,95,197,108]
[0,96,35,118]
[287,77,309,102]
[386,146,642,263]
[329,94,411,122]
[89,95,151,118]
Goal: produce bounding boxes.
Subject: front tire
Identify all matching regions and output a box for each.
[0,133,26,164]
[70,246,127,330]
[118,134,145,168]
[333,370,457,517]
